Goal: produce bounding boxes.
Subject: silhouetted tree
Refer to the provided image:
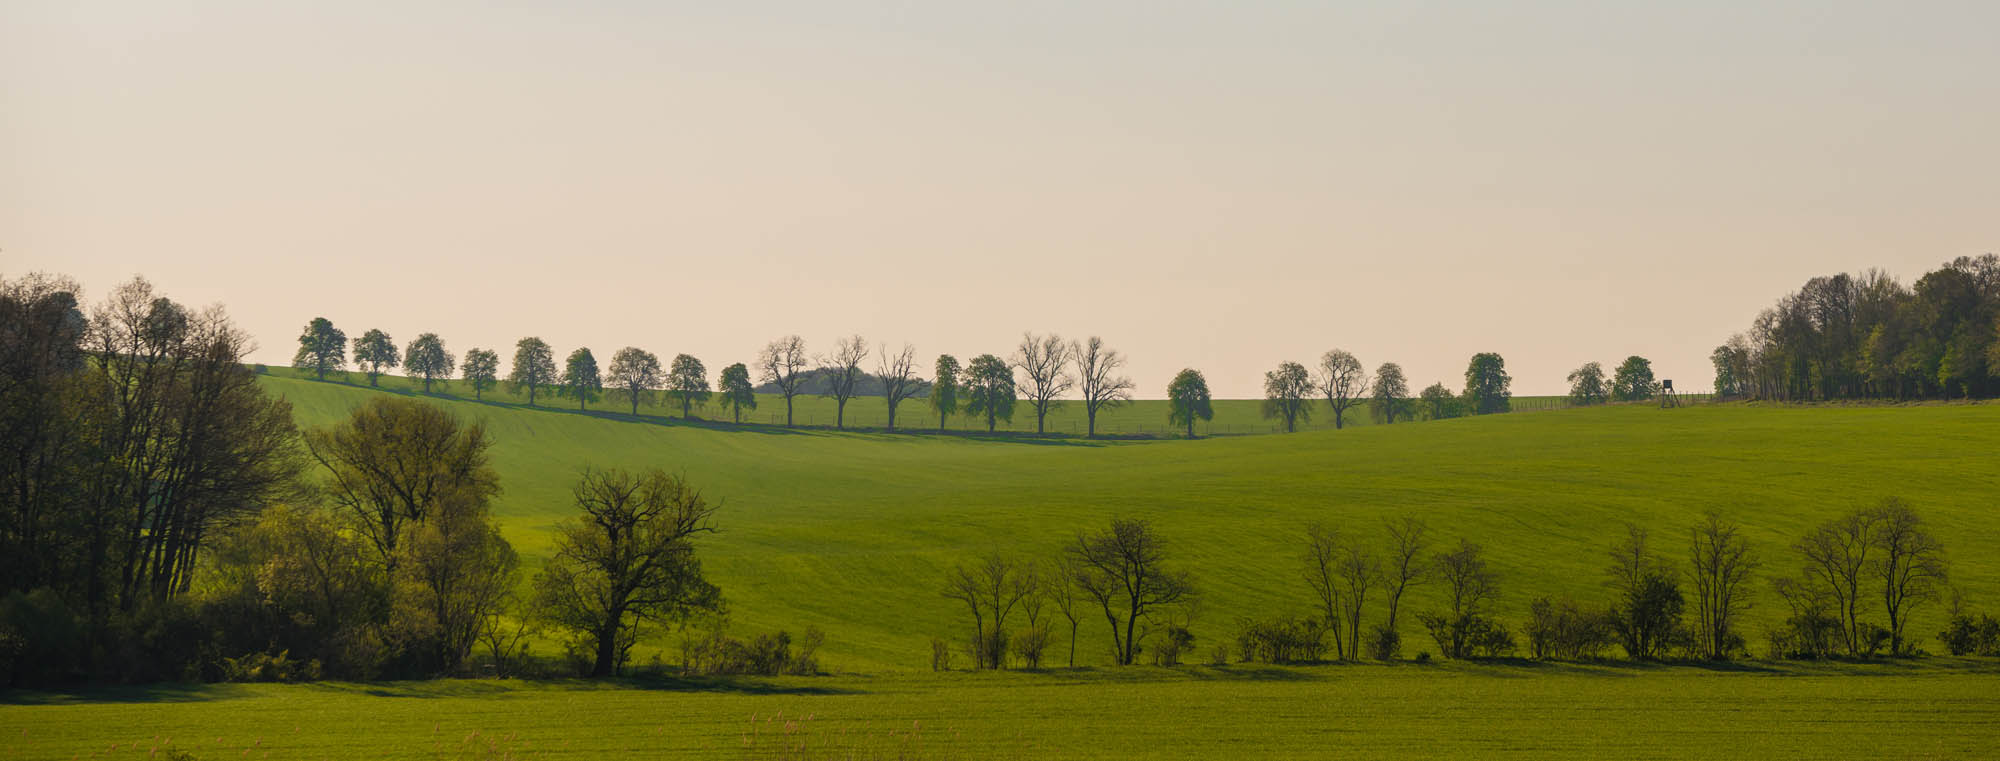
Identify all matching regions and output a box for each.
[1166,369,1214,438]
[462,348,500,400]
[1607,524,1682,659]
[405,333,455,393]
[943,554,1029,669]
[1069,518,1193,666]
[666,354,710,418]
[1376,516,1430,659]
[1871,498,1947,654]
[1689,511,1757,659]
[961,354,1016,432]
[717,363,757,423]
[292,316,346,381]
[606,347,662,416]
[508,337,556,406]
[1262,361,1313,433]
[1014,333,1074,435]
[1567,361,1608,405]
[1370,362,1410,423]
[818,335,868,429]
[1796,508,1879,655]
[1302,523,1345,660]
[758,335,809,426]
[1316,349,1368,430]
[533,468,720,677]
[1074,337,1134,438]
[878,343,919,431]
[930,355,961,431]
[1419,539,1502,659]
[1462,352,1511,414]
[561,347,602,410]
[1612,355,1657,401]
[352,328,398,387]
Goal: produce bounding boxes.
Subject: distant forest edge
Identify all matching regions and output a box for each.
[1713,254,2000,401]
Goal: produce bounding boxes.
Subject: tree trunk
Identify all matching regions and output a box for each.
[785,396,794,427]
[1087,408,1096,438]
[591,625,619,677]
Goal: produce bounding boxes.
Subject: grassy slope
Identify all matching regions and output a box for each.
[259,371,2000,671]
[5,662,1999,760]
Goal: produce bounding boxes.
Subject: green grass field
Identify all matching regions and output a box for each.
[7,370,1996,759]
[6,661,1999,760]
[254,370,1997,671]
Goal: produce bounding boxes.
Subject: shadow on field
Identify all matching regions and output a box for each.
[0,683,260,705]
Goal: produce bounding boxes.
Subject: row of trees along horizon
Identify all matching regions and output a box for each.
[7,269,1999,688]
[286,318,1685,439]
[941,503,1996,671]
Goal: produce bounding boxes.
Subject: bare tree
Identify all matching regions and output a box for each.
[1871,498,1947,654]
[1797,508,1879,655]
[757,335,809,427]
[1013,332,1074,435]
[1315,350,1369,430]
[818,335,869,429]
[1069,518,1193,666]
[877,342,919,431]
[1381,516,1430,639]
[942,553,1029,669]
[1048,554,1083,667]
[1073,336,1134,438]
[1689,511,1757,659]
[1301,523,1345,660]
[1423,538,1501,659]
[1335,543,1380,662]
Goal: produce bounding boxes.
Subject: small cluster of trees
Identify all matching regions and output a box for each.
[942,519,1195,670]
[1,274,767,687]
[1713,255,2000,401]
[1251,351,1513,433]
[1565,356,1660,405]
[940,499,1968,671]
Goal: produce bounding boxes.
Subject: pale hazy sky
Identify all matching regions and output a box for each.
[5,1,1995,397]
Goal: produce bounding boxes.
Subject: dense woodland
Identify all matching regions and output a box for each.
[1713,255,2000,401]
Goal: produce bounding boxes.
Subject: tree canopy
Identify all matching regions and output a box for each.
[1166,368,1214,438]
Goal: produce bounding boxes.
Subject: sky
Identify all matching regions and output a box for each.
[4,1,1996,397]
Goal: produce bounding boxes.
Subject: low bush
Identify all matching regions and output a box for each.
[1235,616,1329,664]
[1939,613,2000,656]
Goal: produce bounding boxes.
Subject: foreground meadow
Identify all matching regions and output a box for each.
[6,661,1999,760]
[265,373,1998,670]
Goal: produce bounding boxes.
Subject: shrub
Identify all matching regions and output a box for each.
[1012,623,1050,669]
[1767,609,1842,659]
[1939,614,2000,656]
[679,620,824,676]
[1526,597,1615,661]
[0,588,83,687]
[1152,626,1195,666]
[220,650,322,683]
[1419,613,1515,659]
[1366,625,1401,661]
[1235,616,1329,664]
[929,636,953,671]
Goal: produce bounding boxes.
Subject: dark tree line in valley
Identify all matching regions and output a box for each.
[939,500,1989,670]
[1713,254,2000,401]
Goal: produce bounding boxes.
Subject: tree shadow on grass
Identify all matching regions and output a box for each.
[0,682,262,706]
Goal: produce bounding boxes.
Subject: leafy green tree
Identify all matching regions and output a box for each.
[1567,361,1608,406]
[303,396,501,564]
[292,316,347,381]
[1612,356,1657,401]
[961,354,1017,432]
[508,337,557,406]
[1262,361,1313,432]
[1419,382,1463,420]
[930,355,961,431]
[352,329,399,387]
[462,348,500,400]
[1461,352,1512,414]
[1370,362,1410,423]
[605,347,662,416]
[533,468,720,677]
[717,363,757,423]
[666,354,710,418]
[404,333,454,393]
[1316,349,1368,430]
[562,347,602,410]
[1166,369,1213,438]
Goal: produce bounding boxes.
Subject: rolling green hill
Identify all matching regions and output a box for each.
[259,370,2000,671]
